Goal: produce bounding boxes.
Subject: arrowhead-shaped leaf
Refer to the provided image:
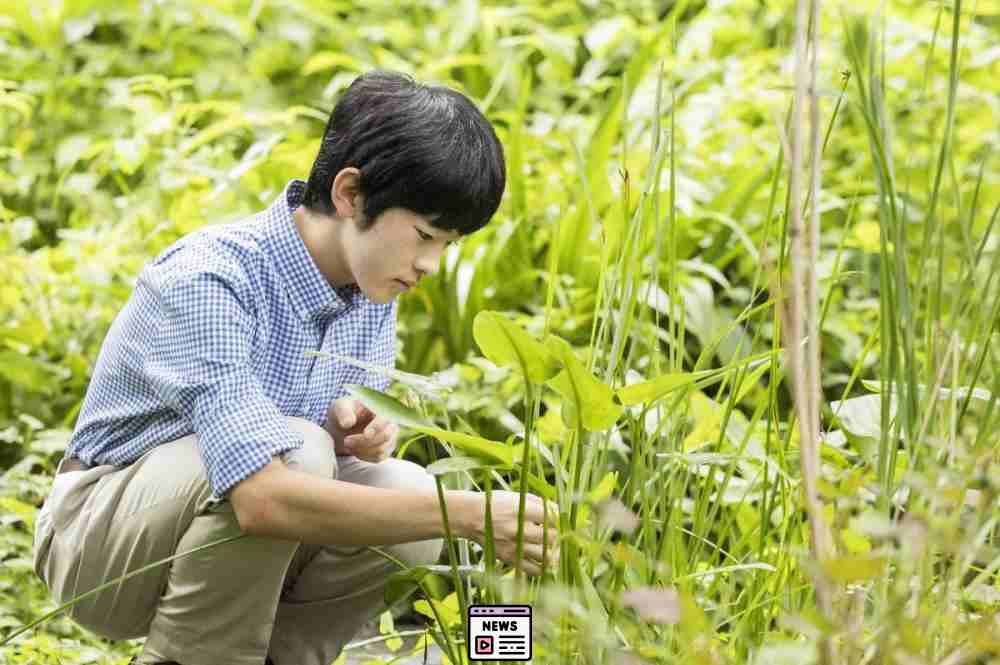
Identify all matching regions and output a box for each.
[473,311,561,383]
[347,385,515,466]
[545,336,623,431]
[344,384,430,428]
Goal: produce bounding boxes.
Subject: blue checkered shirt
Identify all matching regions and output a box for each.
[66,180,397,499]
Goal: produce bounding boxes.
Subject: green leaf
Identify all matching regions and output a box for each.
[0,350,56,393]
[411,427,514,467]
[829,394,892,440]
[545,336,623,431]
[343,384,431,429]
[345,385,514,466]
[472,311,560,383]
[616,369,716,405]
[425,455,496,476]
[384,566,436,607]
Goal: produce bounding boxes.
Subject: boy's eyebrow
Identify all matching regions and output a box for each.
[419,220,462,241]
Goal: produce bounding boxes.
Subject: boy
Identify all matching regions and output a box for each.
[33,70,559,665]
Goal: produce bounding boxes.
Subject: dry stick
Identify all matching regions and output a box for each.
[788,0,838,662]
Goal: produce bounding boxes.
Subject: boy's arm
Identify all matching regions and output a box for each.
[230,459,475,545]
[230,460,560,575]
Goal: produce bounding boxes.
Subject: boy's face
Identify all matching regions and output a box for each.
[342,206,461,304]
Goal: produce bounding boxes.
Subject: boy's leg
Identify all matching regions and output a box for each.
[266,456,444,665]
[35,417,336,665]
[137,418,336,665]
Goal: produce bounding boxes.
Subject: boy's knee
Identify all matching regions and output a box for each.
[381,459,443,567]
[390,536,444,569]
[282,418,337,480]
[382,458,436,492]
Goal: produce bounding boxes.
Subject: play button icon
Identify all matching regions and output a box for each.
[475,635,494,655]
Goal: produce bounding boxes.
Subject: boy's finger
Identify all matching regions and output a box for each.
[363,417,395,440]
[346,430,395,452]
[522,495,559,526]
[332,399,356,429]
[354,400,376,423]
[346,437,394,462]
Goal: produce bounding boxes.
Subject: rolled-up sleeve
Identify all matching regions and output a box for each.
[143,269,301,499]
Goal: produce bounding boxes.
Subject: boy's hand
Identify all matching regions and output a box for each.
[463,491,561,577]
[325,398,399,463]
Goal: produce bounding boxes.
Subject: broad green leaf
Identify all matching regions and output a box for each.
[425,455,496,476]
[411,427,514,467]
[472,311,560,383]
[344,384,431,429]
[536,401,566,444]
[310,351,451,402]
[616,369,715,405]
[829,394,893,440]
[384,566,438,607]
[413,592,460,627]
[346,385,514,466]
[545,336,623,432]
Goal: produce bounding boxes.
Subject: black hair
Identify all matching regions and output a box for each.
[303,70,506,235]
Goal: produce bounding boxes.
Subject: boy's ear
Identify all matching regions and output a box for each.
[330,167,362,219]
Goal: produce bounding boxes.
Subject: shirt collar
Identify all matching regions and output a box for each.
[263,179,366,323]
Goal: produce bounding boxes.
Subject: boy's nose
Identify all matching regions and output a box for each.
[413,252,443,277]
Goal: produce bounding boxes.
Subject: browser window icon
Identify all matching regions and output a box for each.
[468,605,533,661]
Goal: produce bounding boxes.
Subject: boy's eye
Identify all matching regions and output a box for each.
[417,227,458,247]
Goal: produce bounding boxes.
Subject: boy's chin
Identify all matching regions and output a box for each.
[365,285,398,304]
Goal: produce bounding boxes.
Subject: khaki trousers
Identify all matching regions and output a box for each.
[32,417,443,665]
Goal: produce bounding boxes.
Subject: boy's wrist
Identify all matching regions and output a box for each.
[443,490,483,542]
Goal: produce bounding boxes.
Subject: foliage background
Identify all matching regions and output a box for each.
[1,0,998,663]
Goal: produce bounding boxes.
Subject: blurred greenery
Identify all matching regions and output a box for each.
[1,0,998,664]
